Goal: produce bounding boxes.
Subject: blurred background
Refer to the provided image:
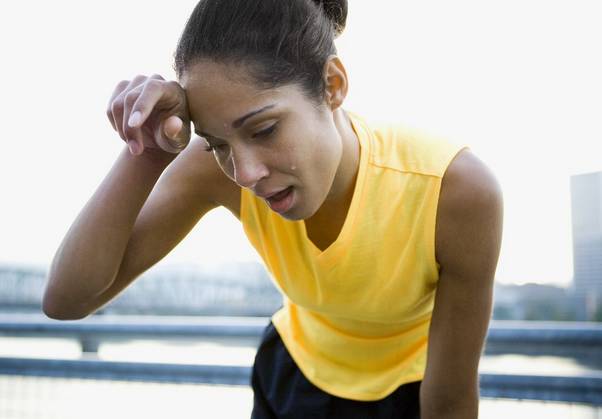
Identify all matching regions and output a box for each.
[0,0,601,418]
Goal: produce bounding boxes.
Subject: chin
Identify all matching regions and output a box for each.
[275,202,314,222]
[277,206,307,221]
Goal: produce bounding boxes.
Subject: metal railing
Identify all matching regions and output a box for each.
[1,356,601,405]
[1,314,601,405]
[2,314,600,345]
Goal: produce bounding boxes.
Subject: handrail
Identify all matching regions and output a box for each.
[2,314,601,405]
[0,357,600,405]
[0,313,268,339]
[1,314,601,344]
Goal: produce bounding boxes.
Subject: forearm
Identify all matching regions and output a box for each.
[43,146,174,318]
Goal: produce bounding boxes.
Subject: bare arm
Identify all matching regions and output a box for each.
[43,148,177,318]
[44,137,227,320]
[43,74,225,319]
[84,139,228,317]
[420,150,504,418]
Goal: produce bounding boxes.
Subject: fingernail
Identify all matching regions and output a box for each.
[169,127,181,140]
[128,111,141,127]
[128,141,138,155]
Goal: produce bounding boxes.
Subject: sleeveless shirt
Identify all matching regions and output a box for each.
[240,111,470,401]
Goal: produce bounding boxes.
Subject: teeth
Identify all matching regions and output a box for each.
[271,187,289,200]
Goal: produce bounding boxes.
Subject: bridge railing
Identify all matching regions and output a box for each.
[0,314,601,405]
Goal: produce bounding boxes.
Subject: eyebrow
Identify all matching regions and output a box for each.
[197,104,276,139]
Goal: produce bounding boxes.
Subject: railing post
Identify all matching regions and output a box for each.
[79,335,100,354]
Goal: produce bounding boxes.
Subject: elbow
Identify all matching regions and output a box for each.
[42,286,92,321]
[42,266,110,320]
[42,299,89,320]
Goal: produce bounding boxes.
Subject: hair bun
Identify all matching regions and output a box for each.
[313,0,348,37]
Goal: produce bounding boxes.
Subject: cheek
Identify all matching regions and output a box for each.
[285,150,300,173]
[290,137,328,190]
[216,154,236,181]
[310,133,339,173]
[310,134,343,197]
[270,135,301,175]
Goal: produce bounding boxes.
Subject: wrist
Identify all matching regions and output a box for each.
[133,146,179,167]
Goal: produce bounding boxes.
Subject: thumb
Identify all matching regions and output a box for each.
[156,115,189,153]
[164,115,183,139]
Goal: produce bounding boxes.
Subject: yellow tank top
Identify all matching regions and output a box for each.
[240,111,470,401]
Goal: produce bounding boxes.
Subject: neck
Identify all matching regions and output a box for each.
[313,107,360,220]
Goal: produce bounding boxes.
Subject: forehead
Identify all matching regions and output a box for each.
[181,59,256,90]
[181,60,298,127]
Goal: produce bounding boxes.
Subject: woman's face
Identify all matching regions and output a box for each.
[181,60,344,221]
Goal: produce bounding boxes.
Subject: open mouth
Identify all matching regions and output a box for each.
[266,186,294,213]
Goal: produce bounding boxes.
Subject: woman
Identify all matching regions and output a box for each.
[43,1,504,418]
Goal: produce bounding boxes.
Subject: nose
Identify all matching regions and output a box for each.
[230,147,269,189]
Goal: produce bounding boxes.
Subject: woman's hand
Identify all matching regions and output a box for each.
[106,74,191,157]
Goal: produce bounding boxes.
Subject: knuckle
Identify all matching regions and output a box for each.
[144,78,162,90]
[123,127,134,141]
[166,80,180,90]
[124,90,139,106]
[131,74,148,86]
[111,99,124,115]
[109,80,130,103]
[149,73,165,80]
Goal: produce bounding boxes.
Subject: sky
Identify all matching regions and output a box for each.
[1,1,601,287]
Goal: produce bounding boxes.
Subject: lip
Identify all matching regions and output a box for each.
[265,186,295,213]
[256,187,289,199]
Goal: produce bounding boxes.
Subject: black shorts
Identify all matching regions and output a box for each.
[250,321,422,419]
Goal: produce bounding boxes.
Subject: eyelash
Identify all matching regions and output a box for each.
[203,123,278,152]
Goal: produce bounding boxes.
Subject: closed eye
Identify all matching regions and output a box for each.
[201,137,226,153]
[252,123,278,139]
[200,123,278,152]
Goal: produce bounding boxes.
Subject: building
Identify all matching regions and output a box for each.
[570,171,602,321]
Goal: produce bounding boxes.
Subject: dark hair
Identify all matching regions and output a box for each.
[173,0,348,104]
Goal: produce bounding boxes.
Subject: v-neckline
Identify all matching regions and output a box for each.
[301,111,369,258]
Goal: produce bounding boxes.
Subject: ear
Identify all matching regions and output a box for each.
[322,55,349,110]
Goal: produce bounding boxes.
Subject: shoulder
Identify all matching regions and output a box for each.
[367,119,469,177]
[440,149,502,206]
[435,148,504,273]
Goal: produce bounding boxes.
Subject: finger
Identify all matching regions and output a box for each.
[126,78,169,155]
[122,84,145,147]
[127,77,165,129]
[111,93,128,143]
[149,73,165,81]
[111,75,147,143]
[106,80,129,131]
[127,76,172,155]
[155,115,190,154]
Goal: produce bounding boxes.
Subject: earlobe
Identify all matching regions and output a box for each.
[323,55,348,110]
